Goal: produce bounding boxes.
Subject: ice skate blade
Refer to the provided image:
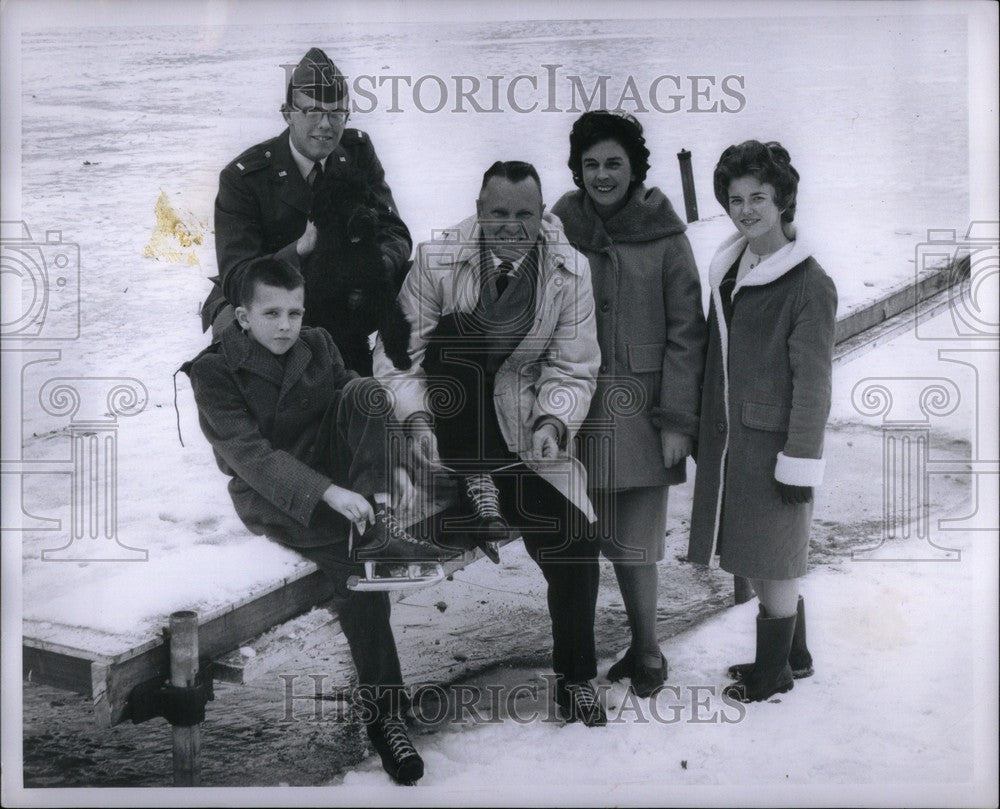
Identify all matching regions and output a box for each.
[347,562,446,592]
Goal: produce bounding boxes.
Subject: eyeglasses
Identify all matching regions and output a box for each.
[291,106,349,124]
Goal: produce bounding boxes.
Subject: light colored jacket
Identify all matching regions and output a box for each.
[373,213,601,521]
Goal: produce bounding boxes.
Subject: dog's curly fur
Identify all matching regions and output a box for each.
[302,167,412,376]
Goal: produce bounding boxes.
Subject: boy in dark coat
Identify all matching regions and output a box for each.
[183,257,438,786]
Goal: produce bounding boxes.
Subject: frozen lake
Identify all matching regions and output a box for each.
[19,14,968,318]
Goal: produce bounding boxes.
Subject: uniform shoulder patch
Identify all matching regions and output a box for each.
[228,142,274,175]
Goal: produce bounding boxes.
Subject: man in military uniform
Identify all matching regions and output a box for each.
[202,47,412,341]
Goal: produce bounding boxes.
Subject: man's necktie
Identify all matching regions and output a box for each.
[308,160,324,188]
[496,261,514,295]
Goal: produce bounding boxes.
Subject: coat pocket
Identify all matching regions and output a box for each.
[627,342,665,373]
[741,401,791,432]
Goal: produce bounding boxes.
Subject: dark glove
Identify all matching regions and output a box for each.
[776,482,813,505]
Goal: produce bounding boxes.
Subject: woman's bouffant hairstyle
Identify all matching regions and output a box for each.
[713,140,799,223]
[567,110,651,191]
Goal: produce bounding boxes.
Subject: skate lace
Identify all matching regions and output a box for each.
[464,474,502,518]
[380,717,417,761]
[565,682,597,711]
[380,508,421,546]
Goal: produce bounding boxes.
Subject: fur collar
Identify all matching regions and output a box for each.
[551,185,687,250]
[708,224,814,293]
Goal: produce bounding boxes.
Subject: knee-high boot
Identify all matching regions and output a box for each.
[723,612,795,703]
[727,595,814,680]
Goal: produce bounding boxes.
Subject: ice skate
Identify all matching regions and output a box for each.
[347,502,455,592]
[366,714,424,785]
[555,680,607,727]
[459,473,508,563]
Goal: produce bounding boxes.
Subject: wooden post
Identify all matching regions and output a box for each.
[676,149,699,223]
[734,576,754,605]
[169,610,200,786]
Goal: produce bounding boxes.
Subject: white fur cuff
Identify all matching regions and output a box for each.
[775,452,826,487]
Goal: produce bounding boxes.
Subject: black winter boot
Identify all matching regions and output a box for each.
[727,596,814,680]
[366,713,424,785]
[723,612,795,703]
[556,680,608,727]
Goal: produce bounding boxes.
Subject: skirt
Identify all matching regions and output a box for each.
[592,485,669,565]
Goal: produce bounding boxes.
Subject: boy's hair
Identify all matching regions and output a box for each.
[238,257,305,308]
[567,110,651,192]
[713,140,800,223]
[480,160,542,196]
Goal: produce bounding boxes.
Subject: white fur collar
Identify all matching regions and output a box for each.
[708,224,814,293]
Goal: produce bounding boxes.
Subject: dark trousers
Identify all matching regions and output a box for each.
[310,377,392,503]
[427,335,601,683]
[294,377,404,715]
[295,542,405,715]
[500,469,601,682]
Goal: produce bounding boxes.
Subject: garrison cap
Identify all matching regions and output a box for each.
[286,47,349,106]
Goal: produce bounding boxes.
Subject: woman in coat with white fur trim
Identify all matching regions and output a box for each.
[687,140,838,703]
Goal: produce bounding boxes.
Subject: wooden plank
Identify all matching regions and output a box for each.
[23,642,104,696]
[210,546,495,685]
[834,261,960,344]
[834,287,956,367]
[26,541,498,726]
[117,569,337,726]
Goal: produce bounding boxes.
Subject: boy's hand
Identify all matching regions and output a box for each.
[531,423,560,460]
[392,466,416,515]
[296,220,318,257]
[661,431,693,468]
[322,484,374,533]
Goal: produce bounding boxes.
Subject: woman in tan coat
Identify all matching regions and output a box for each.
[553,112,706,697]
[687,141,837,703]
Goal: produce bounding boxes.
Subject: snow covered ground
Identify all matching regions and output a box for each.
[317,306,997,805]
[3,1,998,806]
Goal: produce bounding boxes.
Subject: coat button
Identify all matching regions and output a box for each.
[716,421,727,433]
[600,301,611,312]
[599,364,608,373]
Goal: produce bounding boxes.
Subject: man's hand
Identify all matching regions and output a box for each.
[406,417,440,467]
[322,484,374,534]
[661,431,693,468]
[531,422,560,460]
[296,220,318,257]
[392,466,416,514]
